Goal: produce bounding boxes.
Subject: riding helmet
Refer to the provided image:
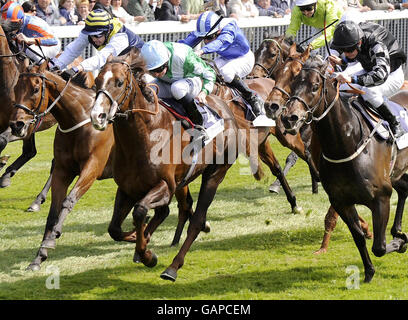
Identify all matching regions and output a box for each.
[1,2,24,22]
[295,0,317,6]
[196,11,222,37]
[331,21,364,49]
[141,40,171,71]
[82,9,113,36]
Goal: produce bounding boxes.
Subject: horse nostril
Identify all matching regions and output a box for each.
[98,113,107,122]
[270,103,279,112]
[289,114,299,123]
[10,121,25,135]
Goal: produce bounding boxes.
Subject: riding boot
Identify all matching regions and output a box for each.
[376,102,404,139]
[229,74,264,117]
[177,94,208,143]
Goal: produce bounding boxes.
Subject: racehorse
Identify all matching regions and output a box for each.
[90,49,263,281]
[0,20,56,193]
[10,61,202,270]
[248,35,319,194]
[263,46,373,253]
[280,58,408,282]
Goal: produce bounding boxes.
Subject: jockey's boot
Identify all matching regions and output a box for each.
[377,102,404,139]
[178,94,208,143]
[229,74,264,117]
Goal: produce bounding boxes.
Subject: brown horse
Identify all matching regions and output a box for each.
[10,61,203,270]
[212,77,301,214]
[0,20,56,193]
[90,50,264,281]
[281,58,408,283]
[249,35,319,194]
[264,47,373,254]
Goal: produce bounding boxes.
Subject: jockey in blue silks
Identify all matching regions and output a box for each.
[179,11,273,125]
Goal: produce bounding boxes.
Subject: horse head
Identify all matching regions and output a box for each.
[249,35,290,79]
[280,57,333,135]
[264,43,311,120]
[10,60,51,138]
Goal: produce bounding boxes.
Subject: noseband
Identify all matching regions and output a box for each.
[253,39,283,78]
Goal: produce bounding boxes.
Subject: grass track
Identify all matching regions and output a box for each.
[0,127,408,300]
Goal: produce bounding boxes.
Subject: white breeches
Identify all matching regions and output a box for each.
[153,77,203,100]
[25,40,61,63]
[214,50,255,83]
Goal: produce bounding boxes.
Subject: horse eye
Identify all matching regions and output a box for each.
[33,87,40,94]
[312,83,320,92]
[117,80,124,87]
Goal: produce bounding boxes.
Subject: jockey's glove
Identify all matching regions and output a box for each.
[296,43,307,53]
[48,58,60,72]
[61,66,79,81]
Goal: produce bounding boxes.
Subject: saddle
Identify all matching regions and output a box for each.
[350,96,408,149]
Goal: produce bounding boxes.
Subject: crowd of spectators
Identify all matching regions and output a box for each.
[12,0,408,26]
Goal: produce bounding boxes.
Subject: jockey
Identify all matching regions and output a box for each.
[329,20,407,139]
[285,0,343,52]
[50,9,144,78]
[1,2,61,63]
[179,11,271,125]
[140,40,216,140]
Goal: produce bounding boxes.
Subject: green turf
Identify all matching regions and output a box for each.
[0,127,407,300]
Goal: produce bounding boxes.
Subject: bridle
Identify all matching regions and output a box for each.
[14,71,71,131]
[252,38,283,79]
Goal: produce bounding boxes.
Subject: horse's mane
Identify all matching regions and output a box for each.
[0,19,21,34]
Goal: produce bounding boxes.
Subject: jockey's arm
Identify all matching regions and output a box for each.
[53,33,89,70]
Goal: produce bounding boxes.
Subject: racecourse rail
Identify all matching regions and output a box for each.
[50,10,408,77]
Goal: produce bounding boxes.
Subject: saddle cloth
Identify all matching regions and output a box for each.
[159,98,224,146]
[351,97,408,149]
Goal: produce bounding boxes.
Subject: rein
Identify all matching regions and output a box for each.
[252,38,283,78]
[272,56,305,101]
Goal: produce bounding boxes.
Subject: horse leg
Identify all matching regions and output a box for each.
[161,164,231,282]
[171,186,194,246]
[133,179,173,268]
[0,154,10,172]
[334,203,375,283]
[27,159,55,212]
[0,128,11,155]
[0,134,37,188]
[259,141,302,214]
[269,151,298,194]
[26,167,74,271]
[314,205,338,254]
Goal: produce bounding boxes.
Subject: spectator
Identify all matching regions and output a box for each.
[255,0,283,16]
[271,0,291,14]
[76,0,89,23]
[93,0,114,15]
[228,0,259,18]
[338,0,370,17]
[59,0,79,24]
[88,0,96,9]
[215,0,231,15]
[22,0,37,14]
[156,0,190,22]
[36,0,67,25]
[112,0,144,23]
[181,0,204,18]
[126,0,156,21]
[393,0,408,9]
[362,0,394,10]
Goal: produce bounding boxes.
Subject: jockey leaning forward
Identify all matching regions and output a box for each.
[50,9,144,78]
[285,0,343,52]
[140,40,216,141]
[329,20,407,139]
[1,2,61,63]
[179,11,273,125]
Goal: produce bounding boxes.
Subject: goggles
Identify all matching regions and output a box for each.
[150,62,168,74]
[298,4,314,11]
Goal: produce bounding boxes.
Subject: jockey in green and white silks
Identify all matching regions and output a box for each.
[285,0,343,51]
[141,40,216,134]
[51,9,144,78]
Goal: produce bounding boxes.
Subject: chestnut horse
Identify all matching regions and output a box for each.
[90,50,264,281]
[0,20,56,193]
[264,46,373,254]
[10,61,202,270]
[248,35,319,194]
[281,58,408,282]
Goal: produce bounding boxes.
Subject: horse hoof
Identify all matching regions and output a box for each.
[26,263,41,271]
[27,203,41,212]
[313,248,327,255]
[133,252,141,263]
[0,177,10,188]
[160,267,177,282]
[398,242,407,254]
[269,184,280,194]
[292,206,303,215]
[202,221,211,233]
[41,239,56,249]
[142,251,158,268]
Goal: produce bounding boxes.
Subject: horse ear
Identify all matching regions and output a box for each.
[23,57,30,69]
[39,60,47,72]
[263,31,269,39]
[289,43,297,56]
[301,45,311,62]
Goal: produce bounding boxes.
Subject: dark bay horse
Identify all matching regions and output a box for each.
[90,50,258,281]
[0,20,56,192]
[281,58,408,282]
[248,36,319,194]
[264,47,373,254]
